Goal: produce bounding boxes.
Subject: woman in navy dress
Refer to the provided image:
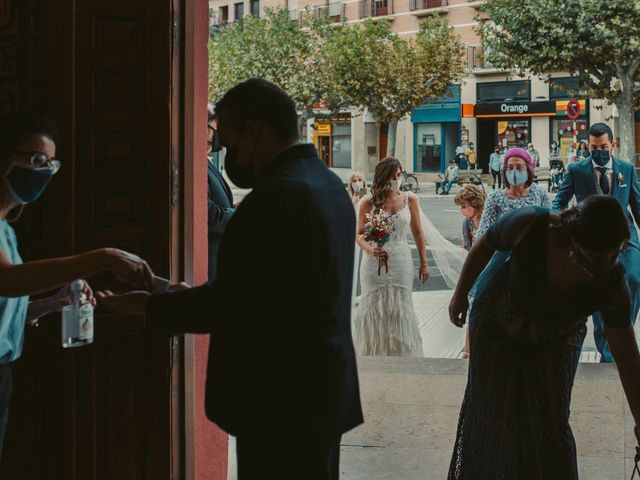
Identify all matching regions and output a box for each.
[448,196,640,479]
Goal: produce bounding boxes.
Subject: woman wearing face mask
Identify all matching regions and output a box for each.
[0,112,155,456]
[549,140,562,164]
[347,171,366,205]
[576,141,590,161]
[476,148,550,240]
[351,157,430,356]
[448,195,640,479]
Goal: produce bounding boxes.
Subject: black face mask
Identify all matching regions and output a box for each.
[591,149,610,167]
[224,143,257,189]
[571,247,618,280]
[210,130,222,153]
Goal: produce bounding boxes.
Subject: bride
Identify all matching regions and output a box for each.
[352,157,430,356]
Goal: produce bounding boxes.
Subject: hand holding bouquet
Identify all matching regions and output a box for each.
[362,210,395,275]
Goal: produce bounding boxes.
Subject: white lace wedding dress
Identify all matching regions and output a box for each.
[352,193,423,357]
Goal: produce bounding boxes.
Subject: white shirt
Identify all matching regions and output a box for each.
[592,157,613,193]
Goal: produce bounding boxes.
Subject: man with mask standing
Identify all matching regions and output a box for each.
[206,104,234,281]
[553,123,640,363]
[100,79,363,479]
[527,142,540,167]
[489,145,503,189]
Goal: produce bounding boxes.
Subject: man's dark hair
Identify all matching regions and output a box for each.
[588,123,614,142]
[214,78,299,141]
[559,195,630,252]
[0,112,58,160]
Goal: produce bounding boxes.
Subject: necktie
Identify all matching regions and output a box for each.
[597,166,609,194]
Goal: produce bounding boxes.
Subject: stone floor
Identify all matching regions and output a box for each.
[227,357,638,480]
[339,357,638,480]
[227,290,640,479]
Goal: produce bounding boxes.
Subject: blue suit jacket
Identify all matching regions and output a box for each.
[552,157,640,248]
[208,160,234,280]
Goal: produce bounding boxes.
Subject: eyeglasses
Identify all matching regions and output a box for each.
[13,151,61,174]
[506,164,527,171]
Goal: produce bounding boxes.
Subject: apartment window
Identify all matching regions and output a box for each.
[477,81,530,103]
[250,0,260,17]
[220,6,229,23]
[234,2,244,21]
[549,77,588,100]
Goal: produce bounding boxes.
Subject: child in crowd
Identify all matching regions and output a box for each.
[454,185,486,251]
[454,185,486,358]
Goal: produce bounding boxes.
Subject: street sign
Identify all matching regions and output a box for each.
[566,98,581,120]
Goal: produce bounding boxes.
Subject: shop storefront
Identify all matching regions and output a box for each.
[411,85,461,172]
[475,100,556,171]
[549,78,589,162]
[551,99,589,162]
[312,113,352,168]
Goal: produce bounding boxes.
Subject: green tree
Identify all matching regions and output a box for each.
[322,17,465,157]
[481,0,640,161]
[208,8,347,133]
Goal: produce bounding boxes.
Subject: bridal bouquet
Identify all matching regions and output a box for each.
[362,210,395,275]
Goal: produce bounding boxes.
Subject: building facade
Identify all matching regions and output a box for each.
[209,0,621,181]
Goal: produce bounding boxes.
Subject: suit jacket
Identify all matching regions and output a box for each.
[147,144,363,436]
[208,160,234,281]
[552,156,640,248]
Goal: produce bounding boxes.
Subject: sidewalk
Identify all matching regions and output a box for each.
[412,290,638,362]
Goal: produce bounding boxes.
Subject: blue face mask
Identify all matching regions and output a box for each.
[506,169,528,186]
[591,149,610,167]
[4,164,54,204]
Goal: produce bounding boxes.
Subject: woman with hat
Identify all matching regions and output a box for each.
[476,147,550,240]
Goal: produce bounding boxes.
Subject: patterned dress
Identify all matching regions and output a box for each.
[477,183,550,239]
[448,207,630,479]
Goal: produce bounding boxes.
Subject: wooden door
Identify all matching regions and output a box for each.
[319,136,332,166]
[0,0,184,478]
[379,124,389,160]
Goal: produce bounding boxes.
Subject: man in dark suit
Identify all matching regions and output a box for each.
[553,123,640,363]
[101,79,363,479]
[206,104,235,281]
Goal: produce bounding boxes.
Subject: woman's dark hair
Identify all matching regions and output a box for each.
[371,157,401,210]
[0,112,58,161]
[557,195,630,252]
[578,141,588,151]
[214,78,299,141]
[588,123,614,142]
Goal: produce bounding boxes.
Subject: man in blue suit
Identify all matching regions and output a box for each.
[553,123,640,362]
[207,105,235,281]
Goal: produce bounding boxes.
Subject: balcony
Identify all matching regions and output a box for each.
[288,8,301,21]
[209,16,230,37]
[358,0,395,19]
[410,0,448,15]
[312,2,345,21]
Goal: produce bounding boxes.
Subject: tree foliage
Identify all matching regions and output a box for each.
[481,0,640,159]
[208,8,339,127]
[208,10,465,156]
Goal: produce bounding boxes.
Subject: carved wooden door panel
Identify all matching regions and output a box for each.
[0,0,184,479]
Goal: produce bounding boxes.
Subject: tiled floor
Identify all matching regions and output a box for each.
[226,291,640,479]
[340,357,637,480]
